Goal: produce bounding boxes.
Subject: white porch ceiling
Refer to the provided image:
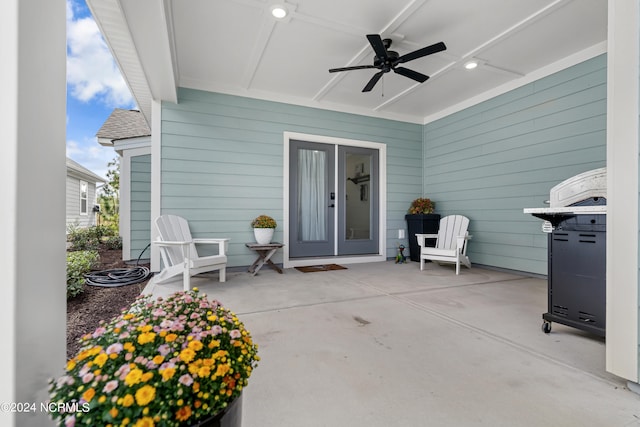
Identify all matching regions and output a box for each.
[87,0,607,124]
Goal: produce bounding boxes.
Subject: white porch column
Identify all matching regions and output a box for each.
[606,0,640,384]
[151,100,163,272]
[0,0,67,425]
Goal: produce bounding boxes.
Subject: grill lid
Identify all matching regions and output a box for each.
[548,167,606,208]
[524,168,607,230]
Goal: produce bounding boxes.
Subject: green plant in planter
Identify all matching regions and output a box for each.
[408,198,435,214]
[251,215,277,229]
[49,288,259,427]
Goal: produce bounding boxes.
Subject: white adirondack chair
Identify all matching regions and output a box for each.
[154,215,229,290]
[416,215,471,275]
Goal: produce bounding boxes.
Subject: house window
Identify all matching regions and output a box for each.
[80,181,88,215]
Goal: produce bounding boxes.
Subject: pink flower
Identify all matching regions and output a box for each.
[103,380,118,393]
[157,344,171,356]
[92,327,106,338]
[106,343,123,355]
[64,415,76,427]
[178,374,193,386]
[81,373,94,384]
[211,325,222,336]
[230,329,241,339]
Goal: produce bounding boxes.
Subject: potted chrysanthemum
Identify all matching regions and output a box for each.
[405,198,440,262]
[49,289,259,427]
[251,215,277,245]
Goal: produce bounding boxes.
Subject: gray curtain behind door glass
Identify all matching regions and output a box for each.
[298,149,326,241]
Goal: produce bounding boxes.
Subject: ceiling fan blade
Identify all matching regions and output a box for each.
[394,66,429,83]
[366,34,389,60]
[362,71,384,92]
[329,65,377,73]
[397,41,446,64]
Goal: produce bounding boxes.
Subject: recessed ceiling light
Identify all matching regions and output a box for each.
[271,5,288,19]
[464,61,479,70]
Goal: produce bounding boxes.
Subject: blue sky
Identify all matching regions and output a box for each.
[66,0,135,179]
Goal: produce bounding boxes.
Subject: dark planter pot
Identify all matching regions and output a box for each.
[405,214,441,262]
[191,394,242,427]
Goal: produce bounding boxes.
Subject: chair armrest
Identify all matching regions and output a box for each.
[154,240,190,247]
[192,238,229,256]
[456,234,471,253]
[192,238,230,244]
[415,233,438,247]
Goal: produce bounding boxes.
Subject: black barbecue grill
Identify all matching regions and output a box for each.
[524,168,606,337]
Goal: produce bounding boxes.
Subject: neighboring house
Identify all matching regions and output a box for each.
[96,109,152,261]
[66,157,104,231]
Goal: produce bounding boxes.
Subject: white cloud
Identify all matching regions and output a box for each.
[67,138,117,181]
[66,0,135,108]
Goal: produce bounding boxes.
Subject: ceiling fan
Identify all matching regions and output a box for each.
[329,34,446,92]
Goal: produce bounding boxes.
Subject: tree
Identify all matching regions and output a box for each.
[98,157,120,230]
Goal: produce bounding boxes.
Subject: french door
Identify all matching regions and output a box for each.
[289,139,379,258]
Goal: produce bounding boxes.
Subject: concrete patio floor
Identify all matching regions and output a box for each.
[143,261,640,427]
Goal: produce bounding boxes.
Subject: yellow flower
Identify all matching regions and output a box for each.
[175,405,192,422]
[94,353,108,367]
[160,367,176,381]
[139,325,153,333]
[123,342,135,352]
[135,385,156,406]
[165,333,178,343]
[109,407,118,418]
[133,416,155,427]
[122,394,135,407]
[179,348,196,363]
[137,332,156,345]
[122,313,134,320]
[188,340,203,351]
[214,363,230,378]
[124,368,143,386]
[98,395,107,403]
[197,366,211,378]
[82,388,96,402]
[152,355,164,365]
[141,372,154,382]
[66,360,76,371]
[208,340,220,349]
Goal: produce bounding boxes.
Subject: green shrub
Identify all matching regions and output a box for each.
[66,250,99,299]
[67,226,100,251]
[104,235,122,250]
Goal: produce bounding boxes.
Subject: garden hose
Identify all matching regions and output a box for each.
[85,267,151,287]
[85,243,153,287]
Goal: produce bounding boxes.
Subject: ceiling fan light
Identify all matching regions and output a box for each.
[464,60,479,70]
[271,5,288,19]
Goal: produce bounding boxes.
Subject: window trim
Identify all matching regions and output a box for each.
[79,180,88,216]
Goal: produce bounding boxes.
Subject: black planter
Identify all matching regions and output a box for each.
[191,394,242,427]
[405,214,441,262]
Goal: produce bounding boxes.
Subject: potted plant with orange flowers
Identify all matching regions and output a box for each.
[405,198,440,262]
[49,288,259,427]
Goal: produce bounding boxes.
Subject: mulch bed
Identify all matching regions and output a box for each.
[66,246,151,359]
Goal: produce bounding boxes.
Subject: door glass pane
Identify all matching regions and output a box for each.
[298,149,327,241]
[345,153,371,240]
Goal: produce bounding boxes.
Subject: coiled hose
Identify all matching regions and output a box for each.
[85,244,153,287]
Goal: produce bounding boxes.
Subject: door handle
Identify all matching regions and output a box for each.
[329,204,335,208]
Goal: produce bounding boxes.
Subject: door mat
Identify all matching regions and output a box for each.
[295,264,348,273]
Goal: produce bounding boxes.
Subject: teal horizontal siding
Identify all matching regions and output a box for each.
[162,89,422,267]
[424,54,607,275]
[130,155,151,261]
